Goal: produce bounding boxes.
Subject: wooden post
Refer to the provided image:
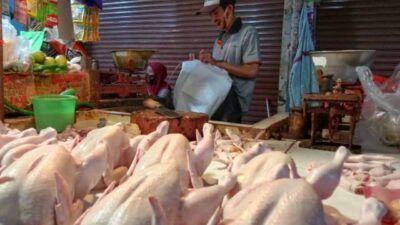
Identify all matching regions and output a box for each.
[85,56,100,108]
[0,3,5,121]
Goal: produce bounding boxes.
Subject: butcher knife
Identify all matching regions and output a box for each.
[143,98,182,119]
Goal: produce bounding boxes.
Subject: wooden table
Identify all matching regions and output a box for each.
[303,93,362,150]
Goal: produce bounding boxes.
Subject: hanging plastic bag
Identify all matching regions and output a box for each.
[2,18,32,72]
[174,60,232,116]
[13,36,32,72]
[356,66,400,146]
[21,30,45,52]
[2,18,18,70]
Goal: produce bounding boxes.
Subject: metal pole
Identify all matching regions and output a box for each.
[0,3,5,121]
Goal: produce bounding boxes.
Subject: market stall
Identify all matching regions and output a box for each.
[0,114,399,224]
[1,0,400,225]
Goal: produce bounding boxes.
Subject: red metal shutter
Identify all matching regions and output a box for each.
[316,0,400,76]
[87,0,284,124]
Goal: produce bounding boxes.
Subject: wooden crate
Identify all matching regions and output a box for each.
[3,73,35,108]
[4,72,91,108]
[210,113,289,140]
[34,72,90,101]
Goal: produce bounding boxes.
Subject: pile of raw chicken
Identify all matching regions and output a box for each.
[0,120,394,225]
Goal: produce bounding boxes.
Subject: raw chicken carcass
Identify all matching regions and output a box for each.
[324,197,387,225]
[356,197,387,225]
[77,162,236,225]
[128,123,215,188]
[135,120,169,159]
[117,135,145,168]
[307,146,350,199]
[72,123,130,198]
[0,144,82,225]
[124,121,170,173]
[218,147,355,225]
[220,142,299,192]
[234,150,299,189]
[127,133,203,187]
[128,133,191,174]
[229,142,269,174]
[308,151,398,195]
[0,127,37,148]
[190,123,216,175]
[221,178,327,225]
[1,143,38,167]
[0,127,56,164]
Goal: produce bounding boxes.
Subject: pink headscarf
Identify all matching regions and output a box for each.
[147,61,170,96]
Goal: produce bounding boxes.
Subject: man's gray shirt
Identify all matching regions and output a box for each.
[212,19,261,114]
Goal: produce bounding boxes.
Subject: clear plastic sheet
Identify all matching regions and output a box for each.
[356,66,400,146]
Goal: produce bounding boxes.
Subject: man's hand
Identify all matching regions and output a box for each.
[199,50,260,79]
[199,49,217,65]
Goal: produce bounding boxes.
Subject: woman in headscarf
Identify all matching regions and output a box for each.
[146,61,173,107]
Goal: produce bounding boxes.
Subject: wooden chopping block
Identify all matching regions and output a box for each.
[131,109,208,140]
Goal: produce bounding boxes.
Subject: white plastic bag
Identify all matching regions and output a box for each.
[356,66,400,146]
[174,60,232,116]
[2,18,32,72]
[14,36,32,72]
[2,18,18,70]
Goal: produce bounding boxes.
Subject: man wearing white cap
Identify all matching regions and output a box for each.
[197,0,261,123]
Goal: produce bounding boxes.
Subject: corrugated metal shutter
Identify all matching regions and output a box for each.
[86,0,283,124]
[316,0,400,76]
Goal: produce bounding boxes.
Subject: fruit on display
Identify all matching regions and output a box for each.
[30,51,69,74]
[44,56,56,66]
[31,51,46,64]
[55,55,67,67]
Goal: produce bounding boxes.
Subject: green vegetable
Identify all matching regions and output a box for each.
[33,64,45,72]
[60,88,77,96]
[59,89,94,109]
[54,67,66,73]
[43,64,58,71]
[3,98,34,116]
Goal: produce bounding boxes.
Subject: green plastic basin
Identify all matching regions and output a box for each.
[32,95,77,132]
